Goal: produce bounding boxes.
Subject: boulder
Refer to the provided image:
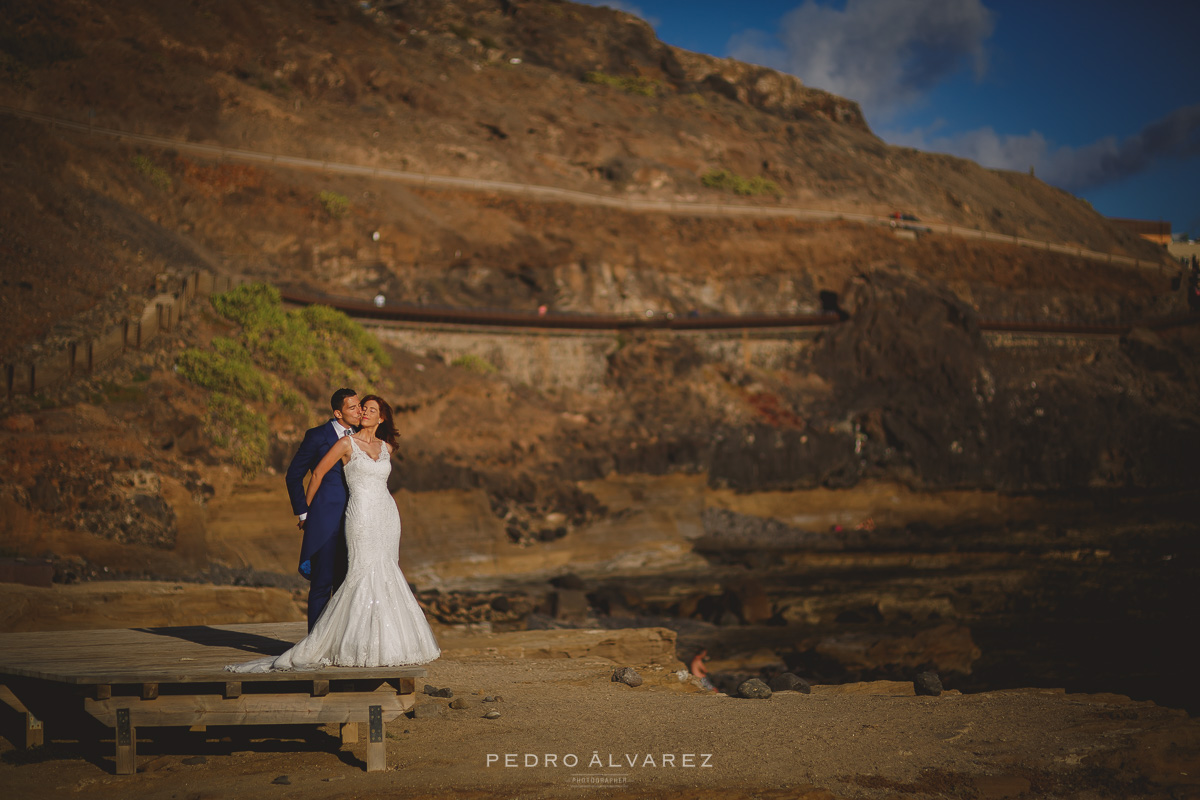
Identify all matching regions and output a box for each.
[612,667,643,687]
[915,671,943,696]
[768,673,811,693]
[737,678,772,699]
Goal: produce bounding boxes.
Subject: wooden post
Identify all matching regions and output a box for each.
[23,708,43,748]
[68,342,77,377]
[135,320,143,349]
[141,684,158,700]
[366,705,385,772]
[312,680,329,697]
[94,685,112,700]
[115,707,136,774]
[340,722,359,744]
[223,682,241,699]
[0,685,44,748]
[86,340,94,374]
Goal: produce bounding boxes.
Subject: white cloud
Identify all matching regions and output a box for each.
[727,0,993,117]
[884,104,1200,191]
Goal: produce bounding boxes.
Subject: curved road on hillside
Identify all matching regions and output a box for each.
[0,105,1170,273]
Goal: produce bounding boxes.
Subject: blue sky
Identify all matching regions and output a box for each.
[579,0,1200,236]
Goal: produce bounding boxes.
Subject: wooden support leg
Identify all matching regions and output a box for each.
[115,708,136,775]
[0,685,44,749]
[340,722,359,744]
[366,705,385,772]
[24,709,43,748]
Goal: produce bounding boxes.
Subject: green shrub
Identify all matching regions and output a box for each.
[132,155,173,191]
[450,353,497,374]
[277,387,305,411]
[189,283,390,389]
[300,304,392,373]
[700,168,781,197]
[584,71,660,97]
[318,190,350,219]
[178,283,392,473]
[204,393,271,476]
[176,339,273,402]
[210,283,283,327]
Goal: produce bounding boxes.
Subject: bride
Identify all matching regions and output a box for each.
[228,395,440,672]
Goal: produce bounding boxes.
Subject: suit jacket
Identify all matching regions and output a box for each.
[286,420,350,577]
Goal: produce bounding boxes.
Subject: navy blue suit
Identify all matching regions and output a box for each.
[286,420,350,630]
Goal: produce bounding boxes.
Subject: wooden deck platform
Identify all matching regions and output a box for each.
[0,622,427,773]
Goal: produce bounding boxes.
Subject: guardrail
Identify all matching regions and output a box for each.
[276,286,844,331]
[279,287,1198,336]
[7,273,1197,401]
[0,105,1171,273]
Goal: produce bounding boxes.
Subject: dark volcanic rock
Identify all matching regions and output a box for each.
[612,667,643,687]
[811,266,990,488]
[768,673,811,693]
[1121,327,1181,375]
[803,266,1200,492]
[737,678,772,699]
[915,671,944,696]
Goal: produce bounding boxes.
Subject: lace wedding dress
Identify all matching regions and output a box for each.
[227,437,440,672]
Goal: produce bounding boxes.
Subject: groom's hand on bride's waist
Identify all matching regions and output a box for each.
[297,519,306,531]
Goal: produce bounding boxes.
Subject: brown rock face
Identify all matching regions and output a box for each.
[669,46,869,130]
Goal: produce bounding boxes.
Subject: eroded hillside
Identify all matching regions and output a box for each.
[0,0,1174,362]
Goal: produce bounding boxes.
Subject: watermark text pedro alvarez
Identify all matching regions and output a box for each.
[486,752,714,769]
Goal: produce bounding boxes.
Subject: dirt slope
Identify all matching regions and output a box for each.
[0,0,1172,361]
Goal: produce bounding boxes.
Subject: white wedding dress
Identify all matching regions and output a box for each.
[227,437,440,672]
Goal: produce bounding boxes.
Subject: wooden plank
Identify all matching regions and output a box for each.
[340,721,359,744]
[85,692,415,727]
[95,685,111,700]
[313,680,330,697]
[142,683,158,700]
[0,623,428,684]
[224,682,241,699]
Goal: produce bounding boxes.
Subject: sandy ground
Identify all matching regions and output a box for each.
[2,629,1198,800]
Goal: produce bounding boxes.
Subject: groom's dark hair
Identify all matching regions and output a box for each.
[330,387,357,412]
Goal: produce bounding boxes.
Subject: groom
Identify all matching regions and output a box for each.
[286,388,362,630]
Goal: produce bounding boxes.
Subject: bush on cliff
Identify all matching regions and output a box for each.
[176,282,390,474]
[700,168,781,197]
